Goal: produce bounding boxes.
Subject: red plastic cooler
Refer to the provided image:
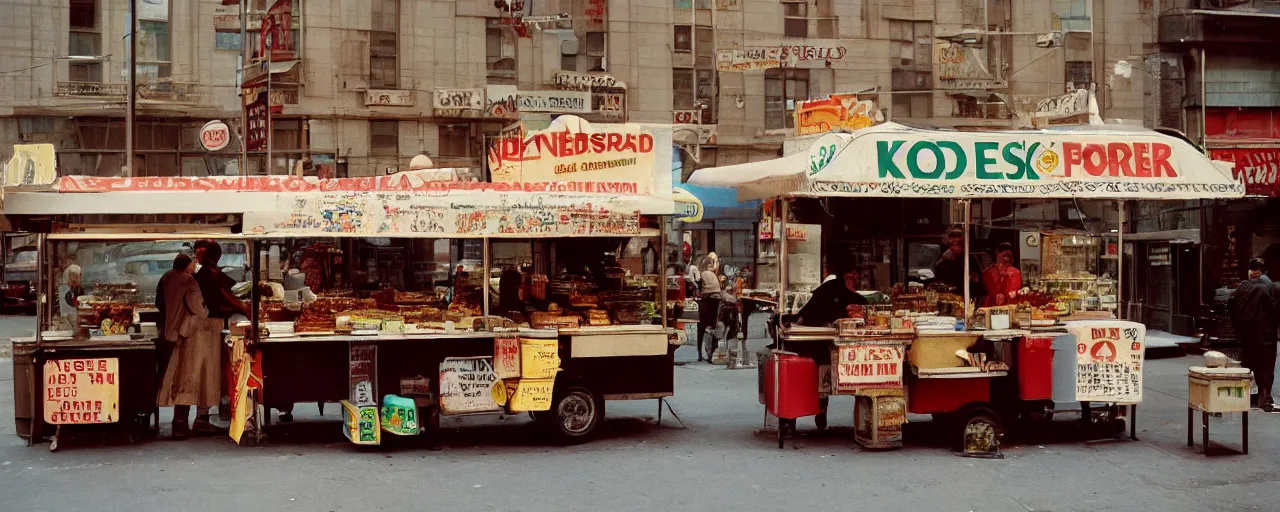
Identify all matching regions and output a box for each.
[1018,336,1055,400]
[764,351,821,419]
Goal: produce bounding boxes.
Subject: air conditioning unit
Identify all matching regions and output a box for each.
[561,39,579,55]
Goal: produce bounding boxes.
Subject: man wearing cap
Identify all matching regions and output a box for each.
[1229,258,1278,412]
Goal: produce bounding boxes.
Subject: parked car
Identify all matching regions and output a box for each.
[2,246,38,313]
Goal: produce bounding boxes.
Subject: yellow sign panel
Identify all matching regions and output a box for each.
[6,143,57,186]
[507,378,555,412]
[340,400,381,445]
[520,337,561,379]
[229,354,252,444]
[44,358,119,424]
[794,95,883,136]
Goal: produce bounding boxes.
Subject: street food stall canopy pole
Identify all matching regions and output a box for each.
[1117,201,1125,320]
[963,200,971,322]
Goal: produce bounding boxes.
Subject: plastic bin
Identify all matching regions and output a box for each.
[763,352,821,419]
[1018,336,1055,400]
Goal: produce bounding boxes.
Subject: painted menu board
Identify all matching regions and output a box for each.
[1069,321,1144,403]
[44,358,119,424]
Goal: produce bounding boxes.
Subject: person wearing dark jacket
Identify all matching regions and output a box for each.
[1230,258,1279,412]
[797,261,869,327]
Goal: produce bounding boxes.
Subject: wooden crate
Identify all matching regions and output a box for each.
[1189,367,1252,414]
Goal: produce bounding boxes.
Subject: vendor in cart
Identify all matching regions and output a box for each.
[795,260,868,326]
[981,242,1022,307]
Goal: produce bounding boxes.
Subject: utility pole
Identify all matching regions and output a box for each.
[239,0,248,176]
[125,0,137,177]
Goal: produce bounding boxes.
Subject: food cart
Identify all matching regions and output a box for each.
[690,122,1244,453]
[7,117,684,449]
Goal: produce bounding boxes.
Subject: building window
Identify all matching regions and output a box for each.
[1065,61,1092,88]
[585,32,607,71]
[1054,0,1092,32]
[136,1,171,83]
[765,69,809,131]
[892,93,933,119]
[272,119,302,151]
[370,0,399,88]
[438,125,470,158]
[69,0,102,82]
[674,25,692,52]
[486,21,516,83]
[370,120,398,157]
[782,0,807,38]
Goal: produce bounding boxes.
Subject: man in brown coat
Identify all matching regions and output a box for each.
[156,253,214,437]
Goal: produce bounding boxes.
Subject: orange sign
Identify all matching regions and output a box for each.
[795,94,883,136]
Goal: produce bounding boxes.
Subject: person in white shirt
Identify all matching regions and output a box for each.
[696,256,721,362]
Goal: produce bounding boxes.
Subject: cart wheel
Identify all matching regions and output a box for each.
[539,387,604,444]
[955,407,1002,456]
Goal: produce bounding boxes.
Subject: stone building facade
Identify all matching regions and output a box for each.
[0,0,1156,178]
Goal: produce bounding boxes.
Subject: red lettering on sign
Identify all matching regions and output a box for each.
[1152,143,1176,177]
[1108,142,1134,177]
[1063,142,1082,177]
[1134,143,1152,177]
[1083,144,1106,176]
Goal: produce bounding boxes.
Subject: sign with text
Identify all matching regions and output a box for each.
[506,378,555,411]
[44,358,119,424]
[439,357,502,414]
[1210,147,1280,197]
[517,90,592,114]
[935,41,995,89]
[796,123,1245,199]
[1070,321,1145,403]
[349,342,377,406]
[833,344,905,392]
[795,94,883,136]
[366,89,414,107]
[432,88,483,111]
[487,121,659,194]
[494,336,521,379]
[520,337,560,379]
[552,71,625,91]
[716,44,847,72]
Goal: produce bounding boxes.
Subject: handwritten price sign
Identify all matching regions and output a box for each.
[834,343,905,392]
[44,358,119,424]
[1071,322,1145,403]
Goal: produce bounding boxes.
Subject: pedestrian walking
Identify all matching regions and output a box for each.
[1229,258,1278,413]
[696,256,721,362]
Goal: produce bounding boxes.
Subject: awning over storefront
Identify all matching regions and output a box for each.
[689,123,1245,201]
[670,145,760,220]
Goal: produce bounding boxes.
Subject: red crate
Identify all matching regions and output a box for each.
[764,352,821,419]
[1018,336,1055,401]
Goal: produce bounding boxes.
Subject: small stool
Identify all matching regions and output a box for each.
[1187,366,1252,456]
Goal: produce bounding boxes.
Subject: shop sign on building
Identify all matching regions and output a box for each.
[1209,147,1280,197]
[484,85,519,119]
[366,89,415,107]
[430,88,483,117]
[716,44,846,72]
[795,94,883,136]
[517,90,592,114]
[199,120,231,151]
[552,71,624,91]
[488,121,661,193]
[673,110,701,124]
[935,41,996,89]
[44,358,119,424]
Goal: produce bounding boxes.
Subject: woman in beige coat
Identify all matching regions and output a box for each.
[155,253,214,438]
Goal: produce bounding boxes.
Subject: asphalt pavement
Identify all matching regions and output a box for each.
[1,314,1279,512]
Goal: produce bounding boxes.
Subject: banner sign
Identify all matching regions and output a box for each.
[57,171,641,195]
[800,124,1245,199]
[795,94,883,136]
[833,343,904,392]
[1209,147,1280,197]
[716,44,847,72]
[245,192,641,238]
[487,122,659,194]
[260,0,293,57]
[439,357,502,414]
[44,358,119,424]
[1069,321,1145,403]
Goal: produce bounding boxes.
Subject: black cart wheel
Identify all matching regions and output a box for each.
[954,406,1003,456]
[540,387,604,444]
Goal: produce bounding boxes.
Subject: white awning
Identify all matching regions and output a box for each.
[687,123,1244,200]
